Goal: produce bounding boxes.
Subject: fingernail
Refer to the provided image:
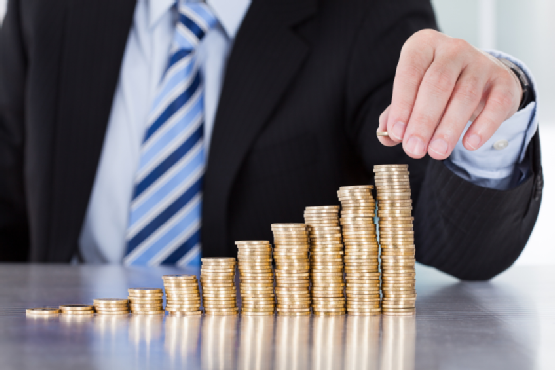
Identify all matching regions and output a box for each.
[391,121,406,141]
[429,138,449,156]
[466,134,481,150]
[405,136,425,156]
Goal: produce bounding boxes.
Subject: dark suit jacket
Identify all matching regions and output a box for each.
[0,0,544,280]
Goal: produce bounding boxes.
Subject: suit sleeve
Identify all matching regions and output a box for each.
[344,0,544,280]
[0,0,30,261]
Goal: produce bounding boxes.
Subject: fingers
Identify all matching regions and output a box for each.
[386,30,435,143]
[463,69,521,151]
[427,64,489,160]
[401,43,467,159]
[377,105,397,146]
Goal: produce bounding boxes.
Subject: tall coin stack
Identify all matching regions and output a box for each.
[128,288,164,315]
[373,164,416,316]
[271,224,312,316]
[236,241,275,316]
[337,186,381,316]
[93,299,130,315]
[163,275,202,316]
[200,258,239,316]
[304,206,345,316]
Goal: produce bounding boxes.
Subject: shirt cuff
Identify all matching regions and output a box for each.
[444,50,539,190]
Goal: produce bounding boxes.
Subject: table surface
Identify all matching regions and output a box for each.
[0,263,554,370]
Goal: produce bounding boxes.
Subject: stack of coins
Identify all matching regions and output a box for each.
[26,308,60,317]
[200,258,239,316]
[59,304,95,316]
[271,224,311,316]
[236,241,275,316]
[337,186,381,316]
[373,164,416,316]
[128,288,164,315]
[93,299,130,315]
[163,275,202,316]
[304,206,345,316]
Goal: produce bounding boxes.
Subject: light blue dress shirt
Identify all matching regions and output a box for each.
[79,0,539,263]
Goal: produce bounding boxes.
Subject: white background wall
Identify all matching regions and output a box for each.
[0,0,6,24]
[0,1,553,265]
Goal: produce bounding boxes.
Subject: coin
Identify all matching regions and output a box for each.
[26,308,60,316]
[59,305,94,311]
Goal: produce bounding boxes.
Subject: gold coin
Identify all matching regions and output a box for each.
[93,299,129,306]
[59,304,94,311]
[235,240,271,245]
[204,312,239,316]
[205,307,239,312]
[26,308,60,316]
[163,274,197,280]
[94,305,131,311]
[128,288,163,294]
[61,310,95,315]
[167,311,203,316]
[95,311,130,316]
[271,223,307,228]
[201,257,236,263]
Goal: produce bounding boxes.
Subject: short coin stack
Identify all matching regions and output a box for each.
[236,241,275,316]
[200,258,239,316]
[337,186,381,316]
[59,304,95,316]
[26,308,60,317]
[128,288,164,315]
[373,164,416,316]
[93,299,130,315]
[271,224,311,316]
[163,275,202,316]
[304,206,345,316]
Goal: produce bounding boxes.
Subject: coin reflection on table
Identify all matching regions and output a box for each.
[165,315,202,367]
[275,315,310,370]
[238,315,275,370]
[380,316,416,370]
[344,315,381,370]
[129,312,164,348]
[312,315,346,370]
[94,313,129,337]
[202,314,238,369]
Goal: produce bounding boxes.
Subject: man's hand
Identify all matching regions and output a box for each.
[377,29,523,160]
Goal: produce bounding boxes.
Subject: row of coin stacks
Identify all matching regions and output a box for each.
[200,258,239,315]
[374,165,417,316]
[271,224,312,316]
[304,206,346,316]
[337,186,382,315]
[236,241,276,315]
[26,166,415,318]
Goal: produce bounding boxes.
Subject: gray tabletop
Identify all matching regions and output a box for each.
[0,263,553,370]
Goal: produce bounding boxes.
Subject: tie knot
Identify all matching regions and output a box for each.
[175,2,218,50]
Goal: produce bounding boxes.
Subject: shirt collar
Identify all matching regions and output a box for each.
[148,0,251,39]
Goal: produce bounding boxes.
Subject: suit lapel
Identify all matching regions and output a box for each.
[48,0,136,260]
[203,0,318,255]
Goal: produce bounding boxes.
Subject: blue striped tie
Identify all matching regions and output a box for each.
[123,2,217,267]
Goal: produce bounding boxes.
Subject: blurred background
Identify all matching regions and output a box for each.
[0,0,553,266]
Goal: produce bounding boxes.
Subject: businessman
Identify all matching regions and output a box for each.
[0,0,542,279]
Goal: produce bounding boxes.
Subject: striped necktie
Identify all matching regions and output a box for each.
[123,2,217,266]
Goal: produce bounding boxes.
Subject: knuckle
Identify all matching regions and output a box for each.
[427,68,455,95]
[455,80,481,103]
[410,110,435,129]
[414,29,438,42]
[489,90,515,111]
